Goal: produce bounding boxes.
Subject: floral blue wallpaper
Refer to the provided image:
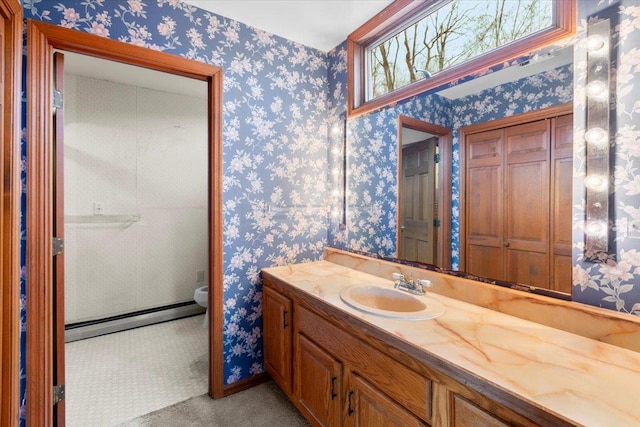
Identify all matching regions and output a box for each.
[16,0,640,424]
[21,0,330,422]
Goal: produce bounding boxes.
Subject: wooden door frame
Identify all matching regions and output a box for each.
[458,103,573,273]
[0,1,22,426]
[397,115,452,269]
[26,20,224,425]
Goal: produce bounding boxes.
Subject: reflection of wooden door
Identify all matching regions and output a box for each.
[399,139,436,264]
[464,115,572,291]
[504,120,550,287]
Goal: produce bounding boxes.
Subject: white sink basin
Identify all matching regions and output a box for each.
[339,285,445,320]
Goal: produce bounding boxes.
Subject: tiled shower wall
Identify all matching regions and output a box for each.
[63,73,208,323]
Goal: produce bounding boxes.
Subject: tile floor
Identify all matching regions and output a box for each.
[65,315,208,427]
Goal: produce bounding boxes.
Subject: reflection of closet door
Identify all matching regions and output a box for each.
[504,120,550,287]
[550,115,573,294]
[465,129,504,281]
[464,114,573,291]
[399,139,436,264]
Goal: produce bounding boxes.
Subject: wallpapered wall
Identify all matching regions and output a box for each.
[21,0,330,421]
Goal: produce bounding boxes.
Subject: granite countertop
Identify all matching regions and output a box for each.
[262,260,640,427]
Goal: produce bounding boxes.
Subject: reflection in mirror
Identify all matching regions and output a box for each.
[397,116,451,269]
[399,129,437,263]
[345,44,574,298]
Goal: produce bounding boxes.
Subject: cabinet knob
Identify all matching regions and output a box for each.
[283,310,289,329]
[400,225,406,232]
[347,391,355,416]
[503,241,510,247]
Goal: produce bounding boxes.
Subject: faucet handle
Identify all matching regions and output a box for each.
[416,279,432,288]
[392,273,405,281]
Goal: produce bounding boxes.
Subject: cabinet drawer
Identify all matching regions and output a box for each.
[452,394,510,427]
[296,305,432,424]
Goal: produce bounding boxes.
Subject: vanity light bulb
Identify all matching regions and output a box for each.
[586,220,607,236]
[584,174,607,191]
[584,127,608,147]
[586,35,606,52]
[585,81,608,100]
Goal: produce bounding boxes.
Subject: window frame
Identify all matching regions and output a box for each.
[347,0,576,118]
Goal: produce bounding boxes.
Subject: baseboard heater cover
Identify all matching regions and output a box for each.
[65,302,206,342]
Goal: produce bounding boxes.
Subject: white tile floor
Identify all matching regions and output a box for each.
[65,315,209,427]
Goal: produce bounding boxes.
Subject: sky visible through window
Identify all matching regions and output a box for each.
[368,0,553,100]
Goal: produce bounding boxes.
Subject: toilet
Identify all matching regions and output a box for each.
[194,286,208,327]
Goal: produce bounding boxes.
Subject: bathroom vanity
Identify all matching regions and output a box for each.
[261,248,640,427]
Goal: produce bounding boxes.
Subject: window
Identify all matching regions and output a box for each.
[347,0,575,117]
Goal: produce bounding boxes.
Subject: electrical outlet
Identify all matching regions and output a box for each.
[93,201,105,215]
[197,270,205,282]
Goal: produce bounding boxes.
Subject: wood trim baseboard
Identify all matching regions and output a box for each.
[222,373,270,397]
[25,19,225,425]
[0,1,23,426]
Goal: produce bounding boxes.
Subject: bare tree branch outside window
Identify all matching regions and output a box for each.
[368,0,553,100]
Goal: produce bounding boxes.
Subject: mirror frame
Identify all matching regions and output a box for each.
[397,115,452,269]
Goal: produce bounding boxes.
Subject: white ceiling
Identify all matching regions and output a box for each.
[184,0,394,52]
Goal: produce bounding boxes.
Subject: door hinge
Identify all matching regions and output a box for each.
[434,153,440,164]
[53,384,65,404]
[433,218,441,227]
[53,237,64,256]
[53,90,63,109]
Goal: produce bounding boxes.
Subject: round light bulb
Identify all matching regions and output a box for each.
[585,127,608,146]
[584,174,607,191]
[586,220,607,236]
[586,35,606,52]
[585,81,608,99]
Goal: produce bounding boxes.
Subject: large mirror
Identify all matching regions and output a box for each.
[345,43,574,297]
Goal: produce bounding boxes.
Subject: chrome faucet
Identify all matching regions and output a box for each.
[392,273,432,296]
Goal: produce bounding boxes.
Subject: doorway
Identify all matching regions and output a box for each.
[26,20,224,426]
[396,115,452,269]
[56,50,210,425]
[399,135,438,264]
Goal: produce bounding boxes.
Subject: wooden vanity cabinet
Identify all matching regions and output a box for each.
[263,277,557,427]
[263,286,293,395]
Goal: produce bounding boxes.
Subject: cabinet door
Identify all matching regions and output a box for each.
[345,373,427,427]
[294,333,342,426]
[263,285,292,395]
